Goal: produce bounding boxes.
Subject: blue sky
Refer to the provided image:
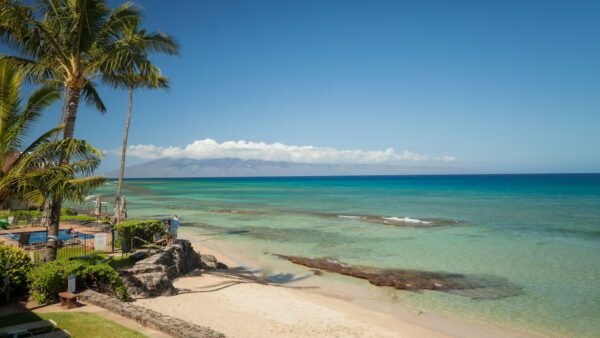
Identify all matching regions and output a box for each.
[7,0,600,173]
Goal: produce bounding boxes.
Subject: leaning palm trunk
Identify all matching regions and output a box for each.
[115,85,133,224]
[117,86,133,198]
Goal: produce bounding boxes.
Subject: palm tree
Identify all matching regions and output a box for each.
[1,0,143,246]
[0,0,142,140]
[0,138,105,261]
[104,23,178,220]
[0,58,62,204]
[0,57,104,260]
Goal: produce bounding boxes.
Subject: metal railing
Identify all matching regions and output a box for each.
[24,230,116,264]
[129,236,166,254]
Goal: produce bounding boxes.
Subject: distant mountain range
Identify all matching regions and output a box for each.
[104,158,477,178]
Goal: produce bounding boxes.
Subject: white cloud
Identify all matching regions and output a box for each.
[108,139,456,164]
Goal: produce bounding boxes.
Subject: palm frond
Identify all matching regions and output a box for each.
[81,81,107,113]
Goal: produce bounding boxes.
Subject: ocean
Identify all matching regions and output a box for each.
[93,174,600,337]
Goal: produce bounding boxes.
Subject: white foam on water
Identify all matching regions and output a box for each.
[338,215,362,219]
[383,216,432,224]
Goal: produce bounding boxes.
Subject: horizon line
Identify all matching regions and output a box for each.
[102,172,600,180]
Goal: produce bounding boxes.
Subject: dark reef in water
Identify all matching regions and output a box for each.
[276,255,522,300]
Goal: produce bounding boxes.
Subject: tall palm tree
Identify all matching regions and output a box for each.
[104,23,178,219]
[0,57,104,260]
[0,0,142,140]
[0,137,105,261]
[1,0,143,248]
[0,58,62,203]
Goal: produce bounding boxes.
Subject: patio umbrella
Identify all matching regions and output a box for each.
[94,196,102,215]
[94,195,102,223]
[117,195,127,222]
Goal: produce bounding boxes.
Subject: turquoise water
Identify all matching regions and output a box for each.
[3,229,92,243]
[94,174,600,336]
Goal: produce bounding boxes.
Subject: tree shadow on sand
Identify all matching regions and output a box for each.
[176,267,317,294]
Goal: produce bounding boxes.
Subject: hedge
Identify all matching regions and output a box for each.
[60,208,78,216]
[114,219,166,246]
[0,246,33,300]
[28,256,128,303]
[4,210,42,220]
[61,214,109,223]
[0,208,77,221]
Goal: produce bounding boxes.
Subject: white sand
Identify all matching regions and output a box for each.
[133,228,534,338]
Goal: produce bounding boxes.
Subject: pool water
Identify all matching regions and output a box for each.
[3,229,93,244]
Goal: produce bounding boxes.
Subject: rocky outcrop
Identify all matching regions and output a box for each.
[200,254,228,270]
[277,255,522,300]
[120,239,228,298]
[79,290,225,338]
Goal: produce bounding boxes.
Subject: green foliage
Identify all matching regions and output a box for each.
[28,257,128,304]
[60,208,78,216]
[5,210,42,220]
[114,219,166,245]
[0,246,33,299]
[62,214,104,223]
[0,58,62,182]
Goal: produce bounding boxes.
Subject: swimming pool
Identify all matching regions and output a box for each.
[2,229,93,244]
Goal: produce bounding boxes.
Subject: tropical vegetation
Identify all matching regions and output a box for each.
[105,22,178,223]
[28,255,128,303]
[0,0,177,260]
[0,59,106,260]
[0,58,62,202]
[0,245,33,301]
[114,219,166,249]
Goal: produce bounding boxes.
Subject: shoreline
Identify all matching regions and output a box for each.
[131,226,536,337]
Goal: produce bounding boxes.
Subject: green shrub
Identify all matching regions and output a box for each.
[0,246,33,299]
[62,214,96,222]
[28,257,128,303]
[114,219,166,247]
[62,214,109,223]
[8,210,42,220]
[60,208,78,216]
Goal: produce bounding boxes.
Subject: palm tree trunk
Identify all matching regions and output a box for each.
[117,86,133,197]
[115,86,133,224]
[46,85,81,261]
[41,199,51,228]
[63,86,81,141]
[46,198,61,262]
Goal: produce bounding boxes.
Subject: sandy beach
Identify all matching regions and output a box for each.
[132,228,534,338]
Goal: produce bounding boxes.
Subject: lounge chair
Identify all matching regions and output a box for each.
[31,216,42,226]
[17,232,31,249]
[7,216,17,228]
[0,319,63,337]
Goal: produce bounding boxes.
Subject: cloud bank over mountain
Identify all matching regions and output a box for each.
[107,138,456,164]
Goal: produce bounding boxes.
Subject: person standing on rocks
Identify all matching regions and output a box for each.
[169,215,180,243]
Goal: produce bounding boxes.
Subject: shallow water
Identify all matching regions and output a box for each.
[92,174,600,336]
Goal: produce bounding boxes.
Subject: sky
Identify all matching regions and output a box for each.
[6,0,600,173]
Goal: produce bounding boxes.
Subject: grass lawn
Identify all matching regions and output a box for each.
[0,312,146,338]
